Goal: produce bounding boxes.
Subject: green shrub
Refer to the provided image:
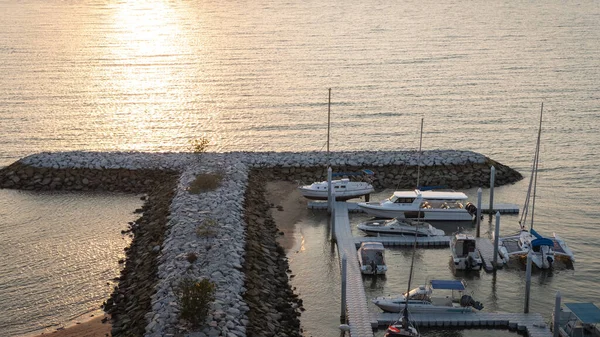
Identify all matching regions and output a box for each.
[190,137,210,153]
[187,173,223,194]
[186,252,198,264]
[196,218,218,237]
[177,277,216,327]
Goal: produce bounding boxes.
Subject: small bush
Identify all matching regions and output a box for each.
[190,137,210,153]
[187,173,223,194]
[196,218,218,237]
[186,252,198,264]
[177,277,216,327]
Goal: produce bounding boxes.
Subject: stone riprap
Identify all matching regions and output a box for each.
[0,150,522,337]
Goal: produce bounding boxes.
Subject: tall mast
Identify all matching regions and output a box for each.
[327,88,331,165]
[530,103,543,230]
[403,118,424,331]
[416,118,424,190]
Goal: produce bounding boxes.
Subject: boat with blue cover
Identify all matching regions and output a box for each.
[552,302,600,337]
[372,279,483,314]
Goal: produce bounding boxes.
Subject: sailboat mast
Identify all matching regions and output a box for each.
[327,88,331,164]
[416,118,424,190]
[530,103,543,230]
[403,118,424,330]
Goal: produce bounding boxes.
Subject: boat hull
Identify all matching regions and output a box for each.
[357,203,474,221]
[298,187,373,201]
[372,299,475,314]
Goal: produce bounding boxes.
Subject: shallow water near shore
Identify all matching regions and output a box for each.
[0,190,141,336]
[1,0,599,335]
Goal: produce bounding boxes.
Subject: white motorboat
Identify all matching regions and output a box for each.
[451,233,483,271]
[357,218,445,237]
[552,302,600,337]
[298,178,374,201]
[357,189,477,221]
[372,279,484,314]
[357,242,387,275]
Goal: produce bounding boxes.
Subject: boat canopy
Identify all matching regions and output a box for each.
[392,190,468,200]
[531,237,554,248]
[564,303,600,325]
[360,242,385,251]
[430,280,465,290]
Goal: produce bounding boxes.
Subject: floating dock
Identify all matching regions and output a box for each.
[308,201,519,214]
[330,200,552,336]
[376,312,551,337]
[354,236,450,248]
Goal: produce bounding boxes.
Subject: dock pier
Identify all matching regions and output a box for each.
[329,200,552,337]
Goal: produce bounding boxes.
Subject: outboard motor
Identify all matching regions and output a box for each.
[466,255,475,270]
[465,202,478,216]
[460,295,484,310]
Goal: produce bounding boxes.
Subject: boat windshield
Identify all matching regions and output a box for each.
[389,195,416,204]
[404,286,432,301]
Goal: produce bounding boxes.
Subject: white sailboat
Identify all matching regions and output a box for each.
[298,89,374,201]
[496,104,574,269]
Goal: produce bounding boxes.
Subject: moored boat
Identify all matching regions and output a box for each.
[357,218,445,237]
[552,302,600,337]
[451,233,483,271]
[372,279,484,314]
[357,242,387,275]
[357,189,477,221]
[298,178,374,201]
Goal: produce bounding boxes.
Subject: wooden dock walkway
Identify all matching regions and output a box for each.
[376,312,552,337]
[354,236,450,248]
[332,201,375,337]
[476,237,504,272]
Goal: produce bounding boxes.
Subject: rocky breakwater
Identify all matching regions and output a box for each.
[243,172,302,337]
[242,150,523,189]
[0,151,189,192]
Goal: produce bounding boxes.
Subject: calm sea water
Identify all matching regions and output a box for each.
[1,0,599,336]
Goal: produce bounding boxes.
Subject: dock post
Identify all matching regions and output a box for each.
[489,166,496,214]
[331,191,336,242]
[524,251,532,313]
[327,167,333,213]
[553,291,561,337]
[493,212,500,267]
[341,254,347,322]
[476,188,482,237]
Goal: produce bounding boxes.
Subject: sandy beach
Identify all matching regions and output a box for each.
[29,314,111,337]
[29,180,304,337]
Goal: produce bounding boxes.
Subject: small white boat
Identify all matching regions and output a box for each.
[372,279,483,313]
[552,302,600,337]
[357,190,477,221]
[357,242,387,275]
[451,233,483,271]
[298,178,374,201]
[357,218,445,237]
